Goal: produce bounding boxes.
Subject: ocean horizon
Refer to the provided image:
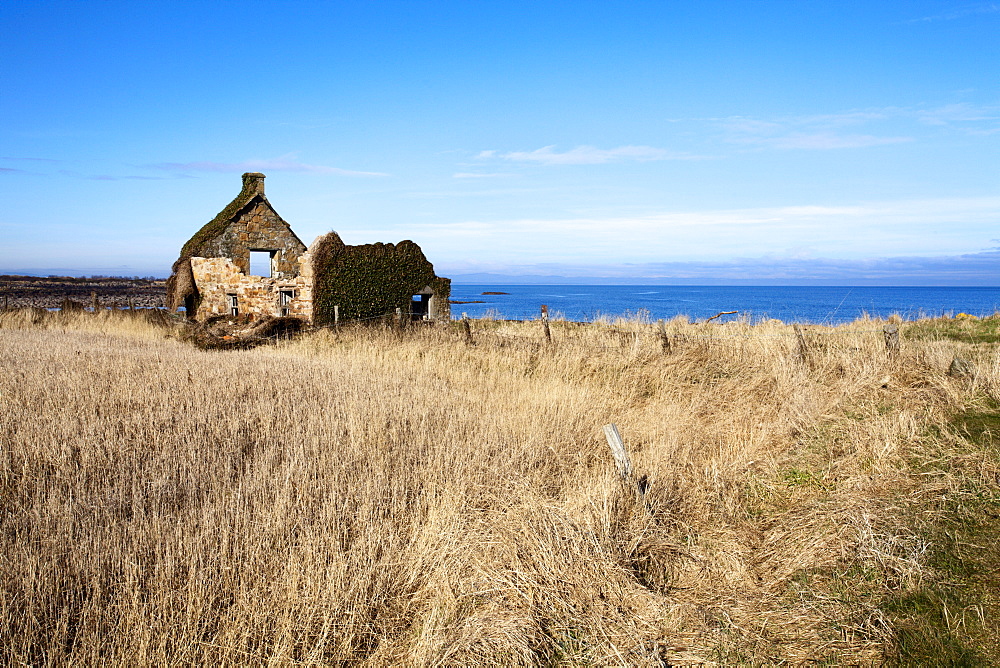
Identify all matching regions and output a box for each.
[448,284,1000,325]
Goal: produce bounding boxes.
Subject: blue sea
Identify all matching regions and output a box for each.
[448,285,1000,325]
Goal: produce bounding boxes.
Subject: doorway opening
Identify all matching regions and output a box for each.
[411,293,430,320]
[279,289,295,317]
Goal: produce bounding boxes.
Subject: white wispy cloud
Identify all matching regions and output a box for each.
[152,154,387,177]
[904,2,1000,23]
[793,110,894,127]
[478,145,687,165]
[916,102,1000,131]
[438,250,1000,285]
[384,196,1000,265]
[452,172,513,179]
[748,132,912,150]
[715,103,1000,147]
[0,156,61,163]
[47,169,176,181]
[1,156,59,176]
[718,113,912,150]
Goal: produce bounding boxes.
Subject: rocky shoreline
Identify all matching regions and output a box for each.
[0,275,167,310]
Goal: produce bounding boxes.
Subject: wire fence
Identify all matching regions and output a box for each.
[454,325,906,360]
[449,327,894,351]
[11,299,913,358]
[310,305,906,358]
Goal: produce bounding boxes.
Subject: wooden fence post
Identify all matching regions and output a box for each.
[603,424,633,481]
[603,423,649,497]
[395,307,403,330]
[334,305,340,328]
[91,291,99,313]
[794,324,809,362]
[461,312,474,345]
[883,324,900,358]
[541,304,551,343]
[657,319,671,353]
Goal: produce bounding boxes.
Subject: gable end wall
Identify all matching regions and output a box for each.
[198,200,306,277]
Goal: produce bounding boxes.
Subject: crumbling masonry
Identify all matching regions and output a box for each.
[167,173,450,323]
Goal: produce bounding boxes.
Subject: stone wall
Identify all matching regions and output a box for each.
[174,172,448,324]
[190,254,312,321]
[415,282,451,321]
[196,200,306,277]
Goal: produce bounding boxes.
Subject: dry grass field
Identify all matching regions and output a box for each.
[2,309,999,665]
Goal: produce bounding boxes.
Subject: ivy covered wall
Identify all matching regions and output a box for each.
[311,232,451,325]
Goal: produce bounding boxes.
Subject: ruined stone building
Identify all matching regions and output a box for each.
[167,173,450,324]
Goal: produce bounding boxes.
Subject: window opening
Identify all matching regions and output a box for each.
[228,294,239,317]
[278,289,295,317]
[249,250,275,278]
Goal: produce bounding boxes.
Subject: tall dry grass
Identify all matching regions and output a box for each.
[1,309,996,664]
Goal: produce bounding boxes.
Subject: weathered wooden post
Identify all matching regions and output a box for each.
[334,305,340,328]
[90,291,99,313]
[794,324,809,362]
[395,307,403,330]
[657,319,671,353]
[603,423,649,497]
[883,324,900,358]
[541,304,551,343]
[3,294,8,312]
[128,297,135,311]
[603,424,633,481]
[461,312,474,345]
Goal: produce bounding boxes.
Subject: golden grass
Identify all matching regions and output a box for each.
[1,309,997,665]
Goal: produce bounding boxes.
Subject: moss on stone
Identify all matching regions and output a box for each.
[180,173,266,260]
[311,232,449,324]
[167,175,266,310]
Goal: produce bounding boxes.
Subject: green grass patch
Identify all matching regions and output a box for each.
[905,317,1000,344]
[783,467,832,490]
[883,490,1000,666]
[882,406,1000,666]
[952,406,1000,449]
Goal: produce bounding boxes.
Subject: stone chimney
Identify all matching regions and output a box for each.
[242,172,265,196]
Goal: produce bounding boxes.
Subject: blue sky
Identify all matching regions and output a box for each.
[2,1,999,283]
